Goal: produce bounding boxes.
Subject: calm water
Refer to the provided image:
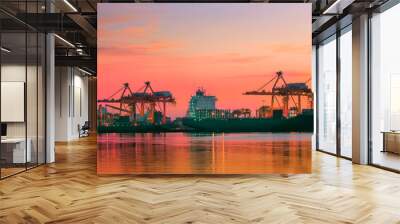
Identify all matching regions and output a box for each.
[97,132,312,174]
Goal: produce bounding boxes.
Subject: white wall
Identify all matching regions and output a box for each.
[55,67,69,141]
[71,72,89,138]
[1,65,26,139]
[0,65,41,138]
[55,67,89,141]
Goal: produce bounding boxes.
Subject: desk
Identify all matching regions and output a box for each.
[1,138,31,163]
[382,131,400,154]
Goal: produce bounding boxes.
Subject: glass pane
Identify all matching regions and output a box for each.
[340,29,352,158]
[0,1,46,178]
[27,31,38,169]
[317,36,337,154]
[371,4,400,171]
[1,30,27,177]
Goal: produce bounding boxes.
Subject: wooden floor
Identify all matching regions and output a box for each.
[1,136,400,223]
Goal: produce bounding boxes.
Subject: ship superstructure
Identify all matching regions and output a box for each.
[186,88,217,118]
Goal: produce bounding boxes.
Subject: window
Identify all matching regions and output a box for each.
[0,2,46,179]
[317,35,337,154]
[370,3,400,171]
[339,27,352,158]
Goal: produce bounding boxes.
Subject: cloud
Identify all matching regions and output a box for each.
[171,53,270,65]
[98,11,160,47]
[99,40,183,56]
[98,7,160,28]
[99,14,138,26]
[98,22,158,45]
[212,53,270,64]
[262,42,310,55]
[221,73,275,79]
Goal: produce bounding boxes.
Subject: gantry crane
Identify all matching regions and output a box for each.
[98,82,176,125]
[243,71,313,118]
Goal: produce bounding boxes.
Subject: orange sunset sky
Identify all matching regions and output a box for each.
[98,4,312,119]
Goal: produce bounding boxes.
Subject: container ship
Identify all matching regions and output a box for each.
[182,88,313,132]
[182,111,313,133]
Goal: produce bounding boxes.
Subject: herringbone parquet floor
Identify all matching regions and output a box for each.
[1,136,400,224]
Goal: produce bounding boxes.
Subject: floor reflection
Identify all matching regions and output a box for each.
[373,151,400,171]
[97,132,312,174]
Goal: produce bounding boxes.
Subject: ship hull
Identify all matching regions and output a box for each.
[97,124,179,133]
[182,114,313,132]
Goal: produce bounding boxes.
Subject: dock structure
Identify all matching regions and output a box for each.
[98,82,175,125]
[244,71,313,118]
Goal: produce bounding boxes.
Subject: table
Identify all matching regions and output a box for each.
[382,131,400,154]
[1,138,31,164]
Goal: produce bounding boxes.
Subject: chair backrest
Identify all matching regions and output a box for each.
[82,121,90,129]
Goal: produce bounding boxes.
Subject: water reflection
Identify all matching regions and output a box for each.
[97,133,311,174]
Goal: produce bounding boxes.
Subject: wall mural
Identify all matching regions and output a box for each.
[97,3,313,174]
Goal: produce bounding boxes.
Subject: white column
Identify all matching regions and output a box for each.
[46,33,55,163]
[352,14,369,164]
[45,0,56,163]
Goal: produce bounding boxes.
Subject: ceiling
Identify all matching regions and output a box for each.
[0,0,390,75]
